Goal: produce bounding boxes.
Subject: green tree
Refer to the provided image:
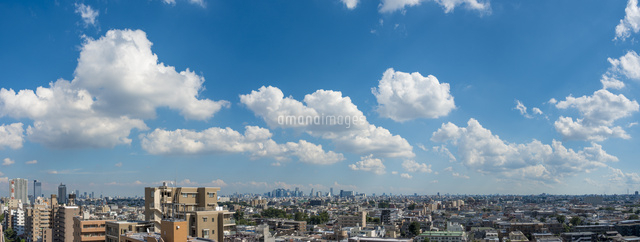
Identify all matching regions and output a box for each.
[539,217,547,223]
[233,211,244,221]
[423,238,431,242]
[629,214,639,220]
[570,217,582,226]
[5,227,17,242]
[408,203,417,210]
[409,221,421,236]
[261,208,290,219]
[308,211,329,225]
[556,215,566,224]
[294,212,308,221]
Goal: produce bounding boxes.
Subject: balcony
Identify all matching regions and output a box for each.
[223,219,235,226]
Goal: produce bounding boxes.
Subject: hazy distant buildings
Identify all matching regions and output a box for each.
[33,180,42,204]
[10,178,28,204]
[58,183,68,205]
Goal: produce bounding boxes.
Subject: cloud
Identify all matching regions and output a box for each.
[391,171,398,175]
[615,0,640,41]
[25,160,37,165]
[379,0,490,14]
[554,89,638,141]
[608,167,640,185]
[515,100,531,118]
[74,3,99,27]
[211,179,227,187]
[400,173,413,179]
[402,159,432,173]
[608,51,640,81]
[349,154,386,175]
[341,0,359,9]
[140,125,344,165]
[0,29,228,149]
[2,158,15,166]
[162,0,206,8]
[0,123,24,149]
[601,75,626,90]
[372,68,455,121]
[115,162,123,167]
[240,86,414,158]
[433,145,456,162]
[514,100,544,118]
[0,177,7,183]
[444,166,453,172]
[432,118,618,183]
[532,107,543,115]
[452,172,470,179]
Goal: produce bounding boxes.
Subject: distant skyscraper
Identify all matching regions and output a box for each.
[33,180,42,204]
[10,178,28,203]
[330,187,334,197]
[58,183,67,204]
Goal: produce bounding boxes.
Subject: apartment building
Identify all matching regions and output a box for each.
[53,206,81,242]
[25,204,52,242]
[105,221,154,242]
[337,211,367,228]
[144,184,235,242]
[72,218,114,242]
[415,231,468,242]
[119,220,213,242]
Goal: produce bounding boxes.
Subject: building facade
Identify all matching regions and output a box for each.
[10,178,28,204]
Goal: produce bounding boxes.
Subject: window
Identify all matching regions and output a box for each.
[202,229,209,239]
[208,193,215,198]
[203,217,207,222]
[191,194,196,198]
[182,193,187,198]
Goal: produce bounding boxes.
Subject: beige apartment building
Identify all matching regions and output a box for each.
[72,218,114,242]
[337,211,367,228]
[105,221,154,242]
[144,184,235,242]
[53,206,81,242]
[25,204,53,242]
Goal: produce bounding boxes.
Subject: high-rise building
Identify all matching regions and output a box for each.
[330,187,334,197]
[58,183,67,205]
[25,204,52,242]
[53,205,80,242]
[144,182,235,242]
[10,178,28,204]
[33,180,42,204]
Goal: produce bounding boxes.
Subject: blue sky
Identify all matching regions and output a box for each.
[1,0,639,197]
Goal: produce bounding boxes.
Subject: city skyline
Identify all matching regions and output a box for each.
[1,0,640,197]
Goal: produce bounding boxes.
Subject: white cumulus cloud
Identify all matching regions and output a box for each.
[432,118,618,183]
[140,125,344,165]
[2,158,15,166]
[372,68,455,121]
[608,51,640,81]
[240,86,414,158]
[75,3,99,27]
[615,0,640,41]
[402,159,432,173]
[554,89,638,141]
[349,154,386,175]
[0,29,227,148]
[0,123,24,149]
[379,0,490,14]
[341,0,359,9]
